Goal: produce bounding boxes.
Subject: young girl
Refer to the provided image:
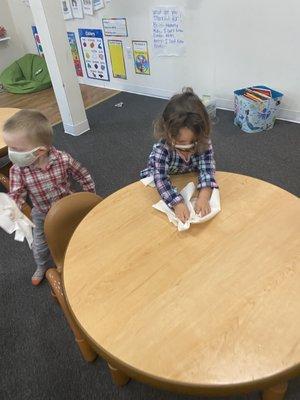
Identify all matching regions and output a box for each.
[141,87,218,223]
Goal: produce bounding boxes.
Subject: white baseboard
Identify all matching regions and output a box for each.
[78,79,300,124]
[63,118,90,136]
[78,77,174,100]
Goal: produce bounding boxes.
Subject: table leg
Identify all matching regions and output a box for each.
[108,363,130,386]
[262,382,288,400]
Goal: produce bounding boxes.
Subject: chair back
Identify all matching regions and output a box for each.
[44,192,102,269]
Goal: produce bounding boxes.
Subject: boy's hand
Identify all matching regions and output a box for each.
[174,202,190,223]
[195,188,212,217]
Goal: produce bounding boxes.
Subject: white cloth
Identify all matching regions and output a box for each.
[141,176,221,231]
[140,176,156,188]
[0,193,34,248]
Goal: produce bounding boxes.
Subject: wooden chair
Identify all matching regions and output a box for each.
[44,192,130,386]
[44,192,102,362]
[0,157,11,191]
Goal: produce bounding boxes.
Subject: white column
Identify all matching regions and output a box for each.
[29,0,89,136]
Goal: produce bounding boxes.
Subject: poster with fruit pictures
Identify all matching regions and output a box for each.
[78,28,109,81]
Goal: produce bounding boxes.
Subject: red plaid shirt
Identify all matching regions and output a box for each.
[9,146,95,214]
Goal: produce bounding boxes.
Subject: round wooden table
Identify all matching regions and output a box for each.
[0,108,19,156]
[63,172,300,399]
[0,108,20,189]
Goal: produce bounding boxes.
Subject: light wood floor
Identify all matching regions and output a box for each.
[0,84,119,125]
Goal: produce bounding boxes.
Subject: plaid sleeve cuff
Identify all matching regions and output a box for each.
[82,182,96,193]
[197,176,219,190]
[168,194,184,208]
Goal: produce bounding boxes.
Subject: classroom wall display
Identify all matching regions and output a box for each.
[61,0,73,20]
[152,6,185,56]
[82,0,94,15]
[108,40,126,79]
[102,18,128,37]
[67,32,83,77]
[93,0,105,10]
[78,28,109,81]
[70,0,84,19]
[31,26,44,57]
[132,41,150,75]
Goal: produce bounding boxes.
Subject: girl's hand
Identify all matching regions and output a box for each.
[174,202,190,223]
[195,188,212,216]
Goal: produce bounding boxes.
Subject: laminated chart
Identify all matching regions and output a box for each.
[108,40,126,79]
[78,28,109,81]
[132,41,150,75]
[67,32,83,77]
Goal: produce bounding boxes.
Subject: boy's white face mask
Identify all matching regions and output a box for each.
[8,147,41,168]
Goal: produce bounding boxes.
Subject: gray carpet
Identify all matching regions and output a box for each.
[0,92,299,400]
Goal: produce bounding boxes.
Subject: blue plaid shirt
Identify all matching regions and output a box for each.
[140,140,218,207]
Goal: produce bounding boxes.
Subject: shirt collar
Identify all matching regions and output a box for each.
[27,146,59,171]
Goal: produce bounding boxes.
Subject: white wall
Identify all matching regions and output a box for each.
[7,0,36,55]
[0,0,25,72]
[5,0,300,122]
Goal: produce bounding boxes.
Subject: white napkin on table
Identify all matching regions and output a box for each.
[0,193,34,248]
[141,176,221,231]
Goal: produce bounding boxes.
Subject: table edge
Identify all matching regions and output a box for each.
[62,272,300,395]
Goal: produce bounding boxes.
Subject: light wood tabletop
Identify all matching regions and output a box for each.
[63,172,300,396]
[0,108,20,155]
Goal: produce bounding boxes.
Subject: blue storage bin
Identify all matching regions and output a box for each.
[234,85,283,133]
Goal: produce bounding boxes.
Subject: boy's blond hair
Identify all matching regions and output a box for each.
[3,109,53,146]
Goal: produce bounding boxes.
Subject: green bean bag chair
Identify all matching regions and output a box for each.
[0,53,52,94]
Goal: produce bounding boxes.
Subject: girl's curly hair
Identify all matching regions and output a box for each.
[154,87,211,154]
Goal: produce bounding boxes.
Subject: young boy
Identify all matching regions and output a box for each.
[3,109,95,286]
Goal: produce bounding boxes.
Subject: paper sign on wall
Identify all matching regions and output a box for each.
[79,28,109,81]
[71,0,84,19]
[61,0,73,20]
[108,40,126,79]
[67,32,83,77]
[132,41,150,75]
[82,0,94,15]
[32,26,44,57]
[152,6,185,56]
[102,18,128,37]
[93,0,105,10]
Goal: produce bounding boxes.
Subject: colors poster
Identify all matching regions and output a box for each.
[78,28,109,81]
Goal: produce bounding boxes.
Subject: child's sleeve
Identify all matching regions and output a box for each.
[153,145,183,208]
[197,143,218,190]
[9,165,27,210]
[67,154,96,193]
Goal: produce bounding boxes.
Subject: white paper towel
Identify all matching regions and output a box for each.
[0,193,34,248]
[141,176,221,231]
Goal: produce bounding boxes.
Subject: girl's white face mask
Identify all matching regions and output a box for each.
[8,147,41,168]
[174,143,196,151]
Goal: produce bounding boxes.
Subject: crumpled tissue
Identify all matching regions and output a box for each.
[0,193,34,248]
[141,177,221,231]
